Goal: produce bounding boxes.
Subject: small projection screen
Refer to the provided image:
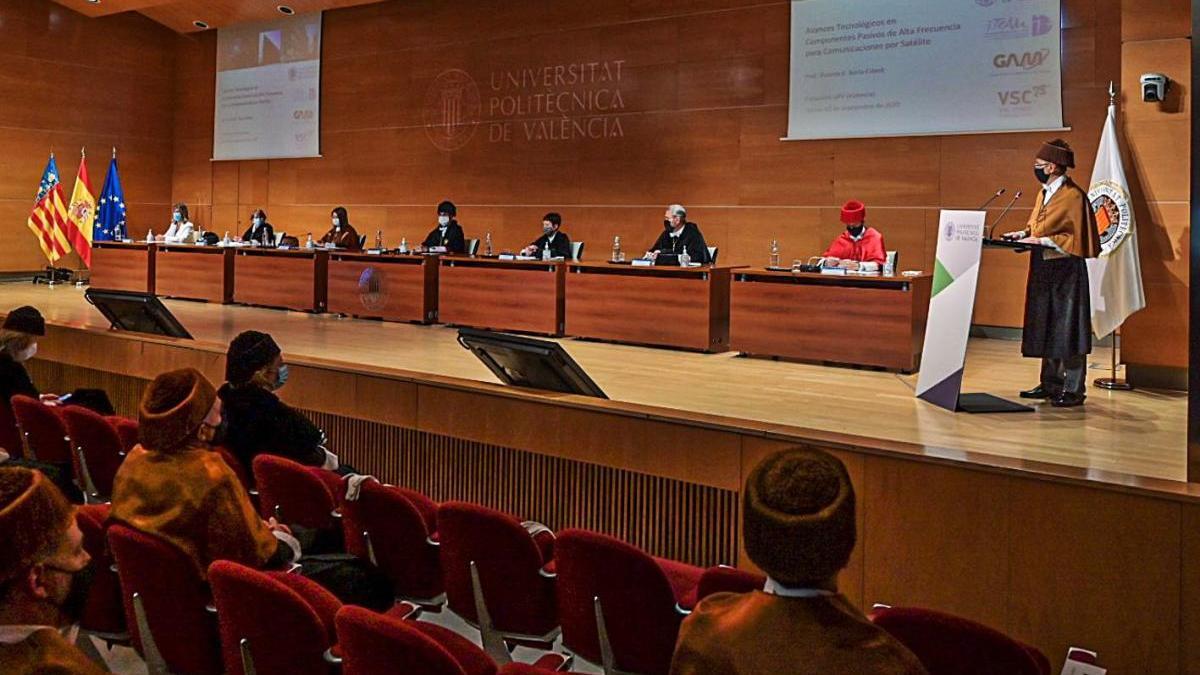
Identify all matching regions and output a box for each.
[786,0,1063,140]
[214,12,322,160]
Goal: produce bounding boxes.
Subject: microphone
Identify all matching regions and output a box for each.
[977,188,1006,211]
[987,191,1022,240]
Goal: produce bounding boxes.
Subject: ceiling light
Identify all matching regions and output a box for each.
[86,0,100,4]
[277,5,295,14]
[192,20,209,29]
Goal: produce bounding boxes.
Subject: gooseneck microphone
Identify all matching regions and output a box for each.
[987,191,1023,240]
[977,188,1006,211]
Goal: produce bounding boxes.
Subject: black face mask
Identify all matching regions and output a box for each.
[46,561,95,624]
[663,219,674,231]
[846,224,866,238]
[1034,167,1050,184]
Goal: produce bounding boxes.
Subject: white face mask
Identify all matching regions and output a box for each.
[332,217,340,229]
[17,343,37,362]
[438,215,450,227]
[253,218,262,227]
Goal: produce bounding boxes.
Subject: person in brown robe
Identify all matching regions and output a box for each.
[318,206,362,250]
[1003,139,1101,407]
[670,448,927,675]
[0,467,106,675]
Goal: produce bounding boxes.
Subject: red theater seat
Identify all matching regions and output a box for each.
[75,504,127,643]
[436,501,564,665]
[335,605,498,675]
[0,398,23,459]
[554,528,763,675]
[252,454,340,530]
[870,606,1051,675]
[107,523,223,675]
[341,479,444,605]
[107,416,138,454]
[10,394,71,465]
[61,406,126,503]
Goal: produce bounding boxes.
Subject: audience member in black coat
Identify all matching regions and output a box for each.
[647,204,711,265]
[419,200,467,254]
[521,212,573,259]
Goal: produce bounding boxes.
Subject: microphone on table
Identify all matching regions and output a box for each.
[987,191,1022,240]
[977,188,1006,211]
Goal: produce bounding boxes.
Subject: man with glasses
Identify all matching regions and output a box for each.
[0,467,103,674]
[1002,139,1101,408]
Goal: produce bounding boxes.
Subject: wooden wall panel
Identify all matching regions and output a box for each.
[0,1,175,271]
[168,0,1130,329]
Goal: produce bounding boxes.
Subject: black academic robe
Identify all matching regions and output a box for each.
[319,225,362,251]
[1022,253,1092,359]
[241,222,276,246]
[0,352,38,402]
[650,222,710,264]
[528,231,572,258]
[422,221,466,253]
[217,382,326,478]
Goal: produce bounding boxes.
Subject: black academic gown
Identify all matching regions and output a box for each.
[241,222,276,246]
[422,221,466,254]
[528,231,572,258]
[1021,252,1092,359]
[217,382,327,479]
[650,222,710,264]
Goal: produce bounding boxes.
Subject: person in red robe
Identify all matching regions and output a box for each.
[822,200,888,271]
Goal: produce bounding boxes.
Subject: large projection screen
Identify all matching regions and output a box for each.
[214,12,322,160]
[786,0,1064,141]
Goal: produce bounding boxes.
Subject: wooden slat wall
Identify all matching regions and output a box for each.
[165,0,1129,329]
[0,1,175,272]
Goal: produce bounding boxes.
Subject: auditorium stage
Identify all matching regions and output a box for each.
[3,281,1185,483]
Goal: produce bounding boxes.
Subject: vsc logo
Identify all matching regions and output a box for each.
[997,84,1049,106]
[993,48,1051,71]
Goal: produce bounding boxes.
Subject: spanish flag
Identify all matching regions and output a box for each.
[66,149,96,268]
[26,154,72,264]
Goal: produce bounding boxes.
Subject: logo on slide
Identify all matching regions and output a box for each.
[985,14,1054,39]
[992,49,1051,71]
[423,69,482,152]
[1089,181,1133,254]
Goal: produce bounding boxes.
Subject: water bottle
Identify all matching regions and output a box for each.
[542,241,551,260]
[305,233,314,249]
[612,236,622,262]
[883,255,895,277]
[262,228,270,247]
[375,230,383,250]
[485,232,493,256]
[145,229,154,243]
[679,248,691,266]
[399,237,408,254]
[222,231,231,245]
[769,239,780,268]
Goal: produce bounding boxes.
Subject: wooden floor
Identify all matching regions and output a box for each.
[6,282,1187,482]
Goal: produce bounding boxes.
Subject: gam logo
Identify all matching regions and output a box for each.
[993,49,1051,71]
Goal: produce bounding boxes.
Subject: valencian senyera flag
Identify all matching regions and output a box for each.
[65,148,96,268]
[94,150,127,243]
[26,154,72,263]
[1086,103,1146,338]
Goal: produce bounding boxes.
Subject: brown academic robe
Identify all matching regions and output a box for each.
[318,225,362,250]
[670,591,928,675]
[109,443,279,578]
[1021,177,1101,360]
[0,628,107,675]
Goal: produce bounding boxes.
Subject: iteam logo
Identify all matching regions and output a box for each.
[993,49,1051,71]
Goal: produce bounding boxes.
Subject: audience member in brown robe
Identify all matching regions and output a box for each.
[318,206,361,250]
[670,448,927,675]
[0,467,105,675]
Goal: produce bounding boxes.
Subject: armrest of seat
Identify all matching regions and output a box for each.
[695,565,765,604]
[425,530,440,547]
[538,559,557,579]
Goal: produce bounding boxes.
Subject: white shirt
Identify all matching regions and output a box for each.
[763,577,836,598]
[164,220,194,244]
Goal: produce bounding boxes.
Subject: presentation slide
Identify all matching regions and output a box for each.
[786,0,1063,140]
[214,12,322,160]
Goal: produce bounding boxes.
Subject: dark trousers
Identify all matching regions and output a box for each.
[1041,356,1087,396]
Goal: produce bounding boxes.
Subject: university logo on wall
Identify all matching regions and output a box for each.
[357,267,387,311]
[1089,180,1132,255]
[423,69,482,152]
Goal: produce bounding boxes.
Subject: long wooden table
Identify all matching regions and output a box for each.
[439,256,565,335]
[327,252,439,323]
[731,269,932,372]
[565,262,735,352]
[232,248,329,313]
[154,245,234,303]
[90,241,155,294]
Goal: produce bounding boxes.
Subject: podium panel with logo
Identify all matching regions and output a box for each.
[327,253,439,324]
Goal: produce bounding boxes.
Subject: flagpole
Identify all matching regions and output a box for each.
[1093,82,1134,391]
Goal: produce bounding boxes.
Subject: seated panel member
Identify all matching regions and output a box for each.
[420,201,467,254]
[520,212,572,258]
[646,204,710,264]
[319,207,361,251]
[163,203,194,244]
[822,200,887,271]
[240,209,276,246]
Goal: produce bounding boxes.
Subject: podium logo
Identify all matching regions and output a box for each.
[423,69,482,152]
[357,267,388,311]
[993,49,1051,71]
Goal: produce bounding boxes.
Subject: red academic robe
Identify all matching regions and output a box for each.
[823,227,887,265]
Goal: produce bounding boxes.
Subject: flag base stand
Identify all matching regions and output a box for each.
[1094,377,1134,391]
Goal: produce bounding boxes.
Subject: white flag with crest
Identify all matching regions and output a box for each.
[1086,104,1145,338]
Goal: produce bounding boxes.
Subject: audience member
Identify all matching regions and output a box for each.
[0,467,104,675]
[670,448,927,674]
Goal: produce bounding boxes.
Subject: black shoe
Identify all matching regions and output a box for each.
[1020,385,1054,399]
[1051,392,1086,407]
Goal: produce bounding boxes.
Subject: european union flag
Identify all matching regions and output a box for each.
[93,152,126,242]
